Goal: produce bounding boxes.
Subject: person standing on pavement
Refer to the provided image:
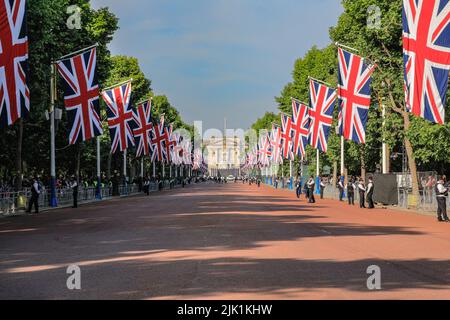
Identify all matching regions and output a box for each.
[367,177,375,209]
[319,177,326,199]
[295,178,302,199]
[70,176,78,208]
[338,176,344,201]
[26,177,40,214]
[436,176,449,222]
[358,178,366,209]
[307,176,316,203]
[347,177,355,206]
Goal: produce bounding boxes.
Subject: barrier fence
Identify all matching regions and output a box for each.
[262,178,447,213]
[0,179,187,217]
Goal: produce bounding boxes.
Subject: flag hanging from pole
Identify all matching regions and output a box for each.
[102,81,136,153]
[308,79,336,153]
[133,99,153,157]
[291,99,310,158]
[270,124,283,165]
[337,47,375,144]
[280,114,294,160]
[57,47,102,144]
[0,0,29,128]
[150,115,167,163]
[403,0,450,124]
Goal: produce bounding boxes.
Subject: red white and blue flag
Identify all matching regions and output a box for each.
[270,124,283,164]
[164,124,177,163]
[308,79,337,153]
[57,47,102,144]
[150,115,168,163]
[259,133,272,167]
[133,99,153,157]
[291,99,310,158]
[337,47,375,144]
[0,0,29,128]
[281,114,294,160]
[403,0,450,124]
[102,81,136,153]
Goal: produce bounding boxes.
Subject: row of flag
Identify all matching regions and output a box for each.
[1,1,449,154]
[0,0,205,169]
[244,0,450,168]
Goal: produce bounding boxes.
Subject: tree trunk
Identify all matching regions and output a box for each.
[402,113,419,199]
[15,119,23,191]
[76,143,82,181]
[360,145,366,182]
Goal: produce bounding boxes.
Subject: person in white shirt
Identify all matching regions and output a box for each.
[346,177,355,206]
[436,177,449,222]
[26,177,40,214]
[367,177,375,209]
[307,176,316,203]
[338,176,344,201]
[358,179,366,209]
[70,176,78,208]
[319,177,326,199]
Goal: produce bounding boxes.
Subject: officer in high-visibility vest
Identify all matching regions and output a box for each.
[436,176,449,222]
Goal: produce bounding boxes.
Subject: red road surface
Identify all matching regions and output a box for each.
[0,182,449,300]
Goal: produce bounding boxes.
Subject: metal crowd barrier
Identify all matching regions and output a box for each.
[0,183,160,217]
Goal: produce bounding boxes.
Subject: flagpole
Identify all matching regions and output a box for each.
[49,63,57,207]
[140,158,144,178]
[289,160,293,190]
[101,78,133,92]
[308,76,335,89]
[123,149,127,194]
[152,161,156,178]
[340,136,345,176]
[316,149,320,195]
[56,43,99,62]
[96,136,102,200]
[334,42,360,53]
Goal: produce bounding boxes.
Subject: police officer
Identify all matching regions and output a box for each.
[338,176,344,201]
[319,177,326,199]
[71,176,78,208]
[26,177,40,214]
[367,176,375,209]
[347,177,355,206]
[295,178,302,199]
[307,176,316,203]
[436,176,449,222]
[358,178,366,209]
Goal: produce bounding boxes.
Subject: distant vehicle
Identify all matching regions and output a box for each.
[236,176,243,181]
[227,175,235,181]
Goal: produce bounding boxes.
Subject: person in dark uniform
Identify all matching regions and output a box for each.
[307,176,315,203]
[367,176,375,209]
[295,178,302,199]
[436,176,449,222]
[319,177,326,199]
[347,177,355,205]
[257,178,261,187]
[26,177,40,214]
[358,178,366,208]
[71,176,78,208]
[338,175,344,201]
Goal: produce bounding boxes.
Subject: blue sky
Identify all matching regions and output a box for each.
[91,0,343,130]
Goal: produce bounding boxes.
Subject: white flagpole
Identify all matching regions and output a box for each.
[340,136,345,176]
[140,158,144,178]
[49,63,57,207]
[96,136,102,199]
[152,161,156,178]
[382,104,389,174]
[170,164,172,179]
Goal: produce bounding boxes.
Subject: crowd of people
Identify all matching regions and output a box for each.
[242,173,448,223]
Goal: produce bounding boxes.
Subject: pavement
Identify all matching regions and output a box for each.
[0,181,449,300]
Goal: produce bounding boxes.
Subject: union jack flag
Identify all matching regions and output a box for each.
[270,124,283,164]
[57,47,102,144]
[308,79,337,153]
[164,124,177,163]
[281,114,294,160]
[170,132,183,165]
[102,81,136,153]
[150,116,168,162]
[403,0,450,124]
[0,0,29,128]
[259,133,272,167]
[181,138,192,165]
[133,99,153,157]
[291,99,310,158]
[337,48,375,144]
